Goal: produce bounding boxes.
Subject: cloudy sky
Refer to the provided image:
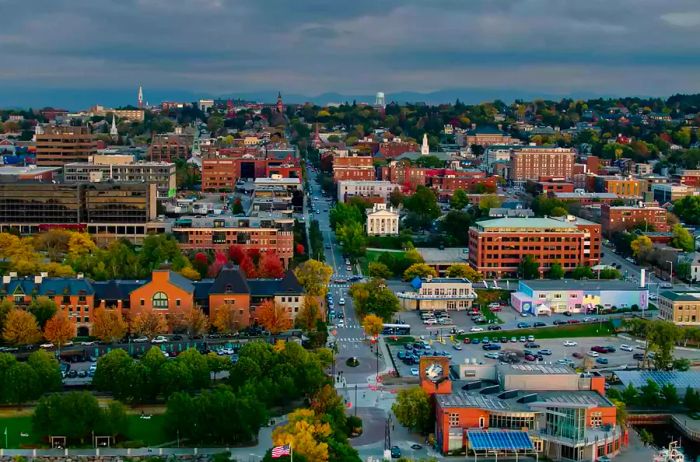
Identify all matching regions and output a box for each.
[1,0,700,106]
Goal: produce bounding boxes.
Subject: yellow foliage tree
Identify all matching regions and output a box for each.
[43,312,75,348]
[67,233,97,257]
[40,262,76,277]
[631,235,653,259]
[92,307,127,343]
[294,259,333,297]
[295,298,320,330]
[178,266,201,280]
[272,409,332,462]
[3,309,42,345]
[257,299,292,334]
[362,313,384,338]
[403,263,438,281]
[212,305,241,334]
[130,309,168,338]
[447,264,483,281]
[184,307,209,336]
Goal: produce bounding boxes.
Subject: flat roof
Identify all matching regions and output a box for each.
[437,389,610,411]
[616,371,700,390]
[522,279,644,292]
[554,192,619,199]
[660,291,700,302]
[503,364,574,375]
[0,166,61,175]
[476,217,577,229]
[417,247,469,263]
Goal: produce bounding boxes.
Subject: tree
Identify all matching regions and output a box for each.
[28,297,57,329]
[612,399,628,428]
[478,194,502,211]
[27,350,62,394]
[43,312,74,349]
[450,189,469,210]
[672,357,691,371]
[272,409,332,462]
[184,307,209,337]
[232,198,244,215]
[446,264,483,281]
[621,383,638,405]
[403,186,440,227]
[336,221,367,259]
[212,305,242,334]
[661,382,680,406]
[519,255,540,279]
[179,266,202,280]
[0,299,14,333]
[392,387,432,433]
[295,260,333,297]
[239,254,257,278]
[257,299,292,334]
[258,250,285,278]
[571,265,595,280]
[639,379,660,407]
[439,210,473,245]
[296,298,321,331]
[389,188,405,208]
[3,309,41,345]
[362,314,384,338]
[130,309,168,338]
[91,307,127,343]
[670,224,695,252]
[228,245,246,264]
[684,387,700,412]
[349,278,400,321]
[403,263,438,280]
[547,262,565,279]
[67,233,97,257]
[368,261,393,279]
[33,229,71,260]
[630,235,653,260]
[646,320,682,370]
[672,196,700,225]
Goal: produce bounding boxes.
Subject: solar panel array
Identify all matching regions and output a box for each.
[510,364,570,374]
[616,371,700,390]
[468,430,534,451]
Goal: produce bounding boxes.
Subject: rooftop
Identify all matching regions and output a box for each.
[522,279,645,291]
[616,371,700,390]
[417,247,469,263]
[475,217,577,229]
[659,290,700,302]
[437,388,610,411]
[0,166,61,175]
[554,192,619,199]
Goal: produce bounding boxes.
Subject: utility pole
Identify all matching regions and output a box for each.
[354,384,358,417]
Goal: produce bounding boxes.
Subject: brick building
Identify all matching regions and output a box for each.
[509,147,575,182]
[590,176,644,198]
[36,126,97,166]
[600,203,668,236]
[332,152,375,182]
[336,180,399,203]
[201,152,301,192]
[468,216,601,278]
[148,134,192,162]
[526,179,575,194]
[464,125,517,147]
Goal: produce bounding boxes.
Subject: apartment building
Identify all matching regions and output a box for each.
[600,203,669,236]
[468,216,601,278]
[36,126,97,166]
[148,133,193,162]
[509,147,575,182]
[397,277,476,311]
[336,180,398,203]
[64,161,177,199]
[332,152,375,182]
[658,291,700,326]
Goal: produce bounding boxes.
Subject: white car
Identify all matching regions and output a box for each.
[410,368,419,376]
[563,340,578,347]
[620,344,634,352]
[484,352,500,359]
[133,336,149,343]
[583,317,594,322]
[337,320,345,327]
[40,343,54,349]
[338,298,346,305]
[424,319,438,325]
[587,351,599,358]
[81,341,97,346]
[470,326,484,332]
[151,336,168,344]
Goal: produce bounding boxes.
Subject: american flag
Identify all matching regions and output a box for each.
[271,445,291,458]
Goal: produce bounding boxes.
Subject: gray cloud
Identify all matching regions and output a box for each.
[0,0,699,104]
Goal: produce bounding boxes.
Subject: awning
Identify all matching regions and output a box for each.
[468,430,534,451]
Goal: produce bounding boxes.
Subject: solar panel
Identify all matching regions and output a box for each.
[468,430,534,451]
[616,371,700,391]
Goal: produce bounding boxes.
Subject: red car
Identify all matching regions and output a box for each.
[567,319,581,324]
[591,346,608,354]
[463,338,472,344]
[572,352,583,359]
[524,354,536,362]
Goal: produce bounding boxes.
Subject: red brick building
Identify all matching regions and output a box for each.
[468,216,601,277]
[201,152,301,192]
[509,147,575,182]
[332,153,375,182]
[148,134,192,162]
[600,203,668,236]
[526,179,575,194]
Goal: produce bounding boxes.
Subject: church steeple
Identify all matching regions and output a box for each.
[421,133,429,155]
[110,114,119,141]
[276,92,284,113]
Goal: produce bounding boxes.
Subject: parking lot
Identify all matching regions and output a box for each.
[388,333,700,378]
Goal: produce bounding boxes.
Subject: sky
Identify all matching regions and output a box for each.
[1,0,700,107]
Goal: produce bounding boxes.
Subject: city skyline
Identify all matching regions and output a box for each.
[1,0,700,107]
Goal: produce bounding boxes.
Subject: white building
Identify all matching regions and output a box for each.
[692,252,700,283]
[337,180,398,203]
[366,203,399,236]
[397,277,477,311]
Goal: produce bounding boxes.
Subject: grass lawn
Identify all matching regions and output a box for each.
[480,305,504,324]
[386,336,416,345]
[360,249,405,275]
[0,416,41,448]
[456,320,615,342]
[125,414,169,446]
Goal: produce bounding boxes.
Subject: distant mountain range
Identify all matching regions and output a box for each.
[0,86,630,110]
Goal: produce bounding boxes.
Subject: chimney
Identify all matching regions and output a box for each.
[77,273,84,280]
[2,275,11,284]
[34,274,43,285]
[9,272,17,278]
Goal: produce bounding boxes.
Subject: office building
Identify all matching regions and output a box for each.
[397,277,476,311]
[509,147,575,182]
[600,203,668,236]
[336,180,398,203]
[36,126,97,166]
[64,161,177,199]
[658,291,700,326]
[332,152,375,182]
[468,216,601,278]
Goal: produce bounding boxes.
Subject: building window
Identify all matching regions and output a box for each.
[153,292,169,309]
[449,413,460,427]
[590,412,602,427]
[140,298,145,306]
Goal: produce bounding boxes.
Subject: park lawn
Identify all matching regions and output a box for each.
[0,416,41,448]
[480,305,504,324]
[456,321,615,342]
[360,249,405,275]
[125,415,169,446]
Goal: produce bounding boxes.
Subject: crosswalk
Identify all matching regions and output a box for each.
[335,337,365,343]
[328,283,349,288]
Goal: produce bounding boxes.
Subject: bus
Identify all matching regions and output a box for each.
[382,323,411,335]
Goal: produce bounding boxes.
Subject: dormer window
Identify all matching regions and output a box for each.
[225,284,232,294]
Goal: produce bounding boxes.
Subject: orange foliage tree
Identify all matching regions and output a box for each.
[185,307,209,337]
[212,305,242,334]
[2,309,42,345]
[43,312,74,349]
[91,307,127,343]
[130,309,168,338]
[257,299,291,334]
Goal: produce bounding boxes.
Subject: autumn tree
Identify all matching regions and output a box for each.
[0,299,14,333]
[43,312,74,350]
[447,264,483,281]
[258,250,285,278]
[257,300,292,334]
[33,229,72,260]
[3,309,42,345]
[631,235,653,260]
[239,254,257,278]
[272,408,332,462]
[403,263,438,280]
[67,233,97,257]
[91,307,127,343]
[178,266,201,281]
[131,309,168,338]
[184,307,209,337]
[362,314,384,338]
[228,245,246,264]
[295,298,321,331]
[294,259,333,297]
[212,305,242,334]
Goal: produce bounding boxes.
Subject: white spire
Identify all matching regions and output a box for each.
[421,133,429,155]
[110,115,118,138]
[138,85,143,108]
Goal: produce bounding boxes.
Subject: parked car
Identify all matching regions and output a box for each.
[484,352,500,359]
[591,346,608,354]
[527,335,535,342]
[587,351,600,358]
[563,311,572,317]
[519,336,527,342]
[487,325,502,331]
[538,349,552,356]
[470,326,484,332]
[567,319,581,324]
[524,354,536,362]
[572,352,584,359]
[453,343,463,351]
[516,322,530,328]
[471,338,481,345]
[501,337,509,343]
[483,343,501,351]
[553,319,567,325]
[596,357,609,365]
[81,341,97,346]
[391,446,402,459]
[463,338,472,344]
[133,336,149,343]
[510,336,518,343]
[563,340,578,347]
[151,336,168,344]
[40,343,54,349]
[525,342,540,348]
[410,368,419,377]
[533,322,547,327]
[632,353,645,360]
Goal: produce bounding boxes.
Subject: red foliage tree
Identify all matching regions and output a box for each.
[295,243,305,255]
[240,255,257,278]
[207,260,224,277]
[257,250,285,278]
[194,252,208,265]
[228,245,245,264]
[214,251,228,265]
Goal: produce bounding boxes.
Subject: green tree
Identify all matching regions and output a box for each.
[621,383,638,405]
[518,255,540,279]
[349,278,401,321]
[661,383,679,406]
[336,221,367,259]
[571,265,595,280]
[439,211,473,246]
[684,387,700,412]
[28,297,57,329]
[672,196,700,225]
[450,189,469,210]
[547,262,565,279]
[638,379,660,407]
[392,387,432,433]
[670,224,695,251]
[478,194,502,212]
[646,320,682,370]
[672,357,691,371]
[403,186,440,228]
[27,350,62,395]
[446,264,483,281]
[368,262,393,279]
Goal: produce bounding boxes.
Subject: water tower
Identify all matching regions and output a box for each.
[375,92,386,108]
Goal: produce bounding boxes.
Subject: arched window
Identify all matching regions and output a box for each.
[152,292,168,309]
